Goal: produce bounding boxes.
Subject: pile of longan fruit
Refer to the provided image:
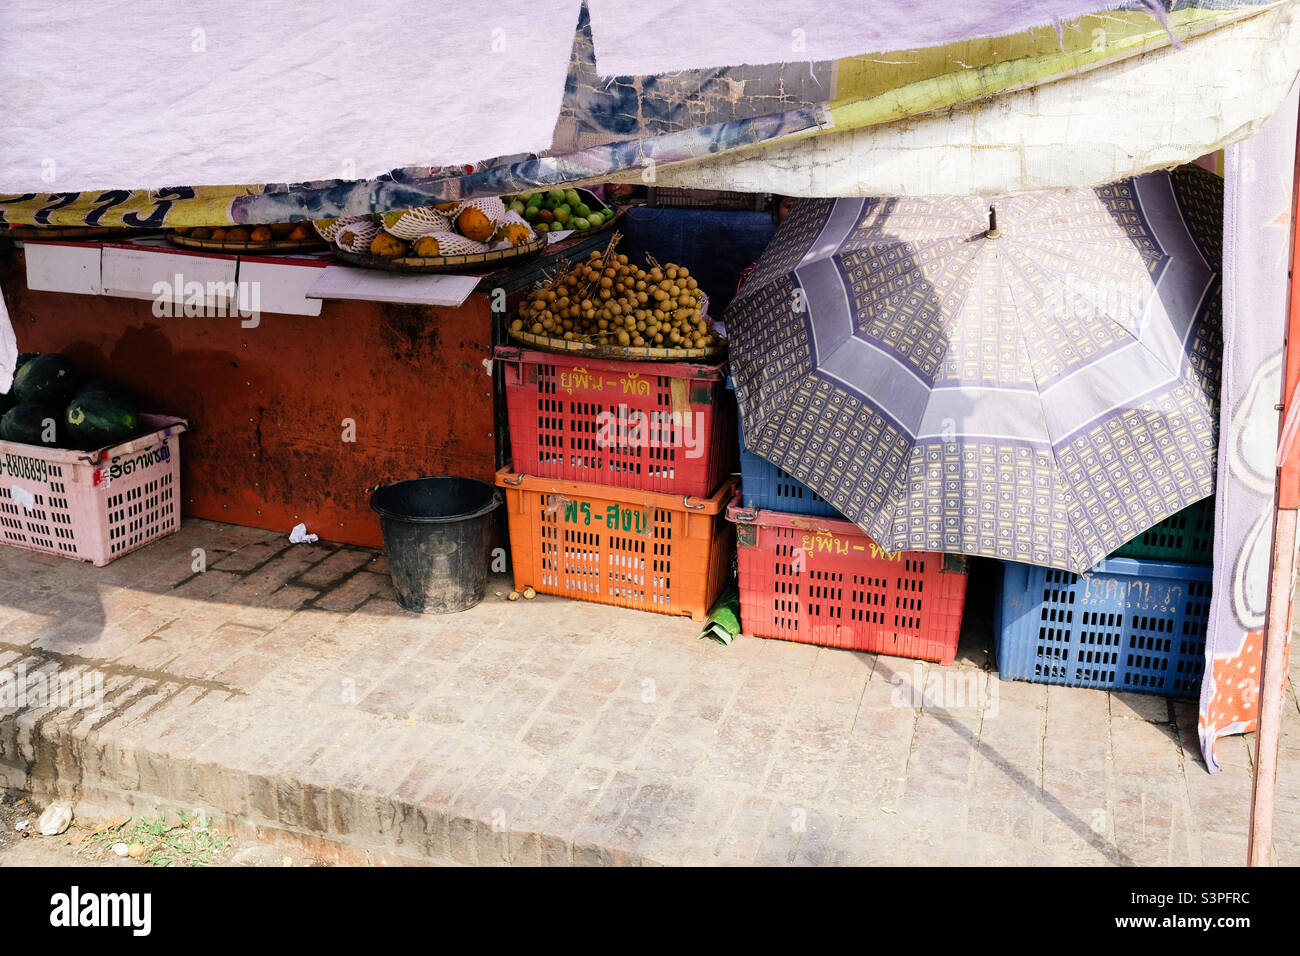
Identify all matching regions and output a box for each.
[511,245,715,350]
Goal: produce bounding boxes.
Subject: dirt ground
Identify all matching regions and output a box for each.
[0,789,329,868]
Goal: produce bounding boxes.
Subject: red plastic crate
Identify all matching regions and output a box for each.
[728,500,969,662]
[496,345,734,497]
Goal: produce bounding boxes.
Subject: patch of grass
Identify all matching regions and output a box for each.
[90,820,127,848]
[91,810,232,867]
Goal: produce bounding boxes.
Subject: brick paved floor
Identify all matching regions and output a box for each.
[0,518,1296,865]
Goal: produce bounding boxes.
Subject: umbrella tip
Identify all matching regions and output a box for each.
[986,205,999,238]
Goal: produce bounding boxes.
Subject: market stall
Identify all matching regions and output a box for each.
[2,0,1298,865]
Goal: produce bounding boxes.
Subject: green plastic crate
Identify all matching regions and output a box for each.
[1110,497,1214,564]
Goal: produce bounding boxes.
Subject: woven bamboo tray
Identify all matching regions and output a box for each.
[165,232,327,253]
[508,328,726,362]
[333,231,548,273]
[5,225,149,241]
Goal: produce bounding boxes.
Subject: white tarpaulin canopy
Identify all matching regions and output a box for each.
[1,0,585,188]
[2,0,1293,195]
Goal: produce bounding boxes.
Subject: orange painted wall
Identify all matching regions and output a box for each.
[0,250,496,548]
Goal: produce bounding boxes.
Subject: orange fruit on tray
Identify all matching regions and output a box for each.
[411,235,441,257]
[190,227,212,239]
[269,222,296,238]
[495,222,533,247]
[225,227,250,242]
[287,223,312,240]
[250,225,273,242]
[209,227,228,241]
[409,231,488,257]
[457,207,494,241]
[369,232,407,257]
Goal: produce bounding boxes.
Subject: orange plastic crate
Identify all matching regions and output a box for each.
[496,467,738,621]
[728,500,969,662]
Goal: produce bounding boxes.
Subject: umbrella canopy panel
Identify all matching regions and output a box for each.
[729,166,1223,571]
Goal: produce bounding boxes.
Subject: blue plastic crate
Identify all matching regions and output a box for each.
[737,446,842,517]
[994,557,1212,698]
[728,378,842,517]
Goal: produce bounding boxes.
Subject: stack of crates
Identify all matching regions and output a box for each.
[727,405,969,663]
[993,497,1215,697]
[493,346,738,621]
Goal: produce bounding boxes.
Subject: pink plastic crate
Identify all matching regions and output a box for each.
[0,415,187,566]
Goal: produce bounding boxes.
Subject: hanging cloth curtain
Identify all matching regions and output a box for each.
[1200,81,1299,772]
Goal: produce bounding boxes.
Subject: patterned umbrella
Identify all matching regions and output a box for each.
[727,166,1222,572]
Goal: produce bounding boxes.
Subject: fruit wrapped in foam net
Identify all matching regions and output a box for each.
[490,211,536,249]
[410,231,488,257]
[315,215,372,243]
[382,207,453,240]
[334,220,381,253]
[454,197,507,241]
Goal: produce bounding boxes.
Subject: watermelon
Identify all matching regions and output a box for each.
[14,353,83,407]
[77,378,134,403]
[0,403,63,447]
[64,391,139,450]
[0,353,38,414]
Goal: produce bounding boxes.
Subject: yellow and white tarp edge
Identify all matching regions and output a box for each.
[623,2,1300,197]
